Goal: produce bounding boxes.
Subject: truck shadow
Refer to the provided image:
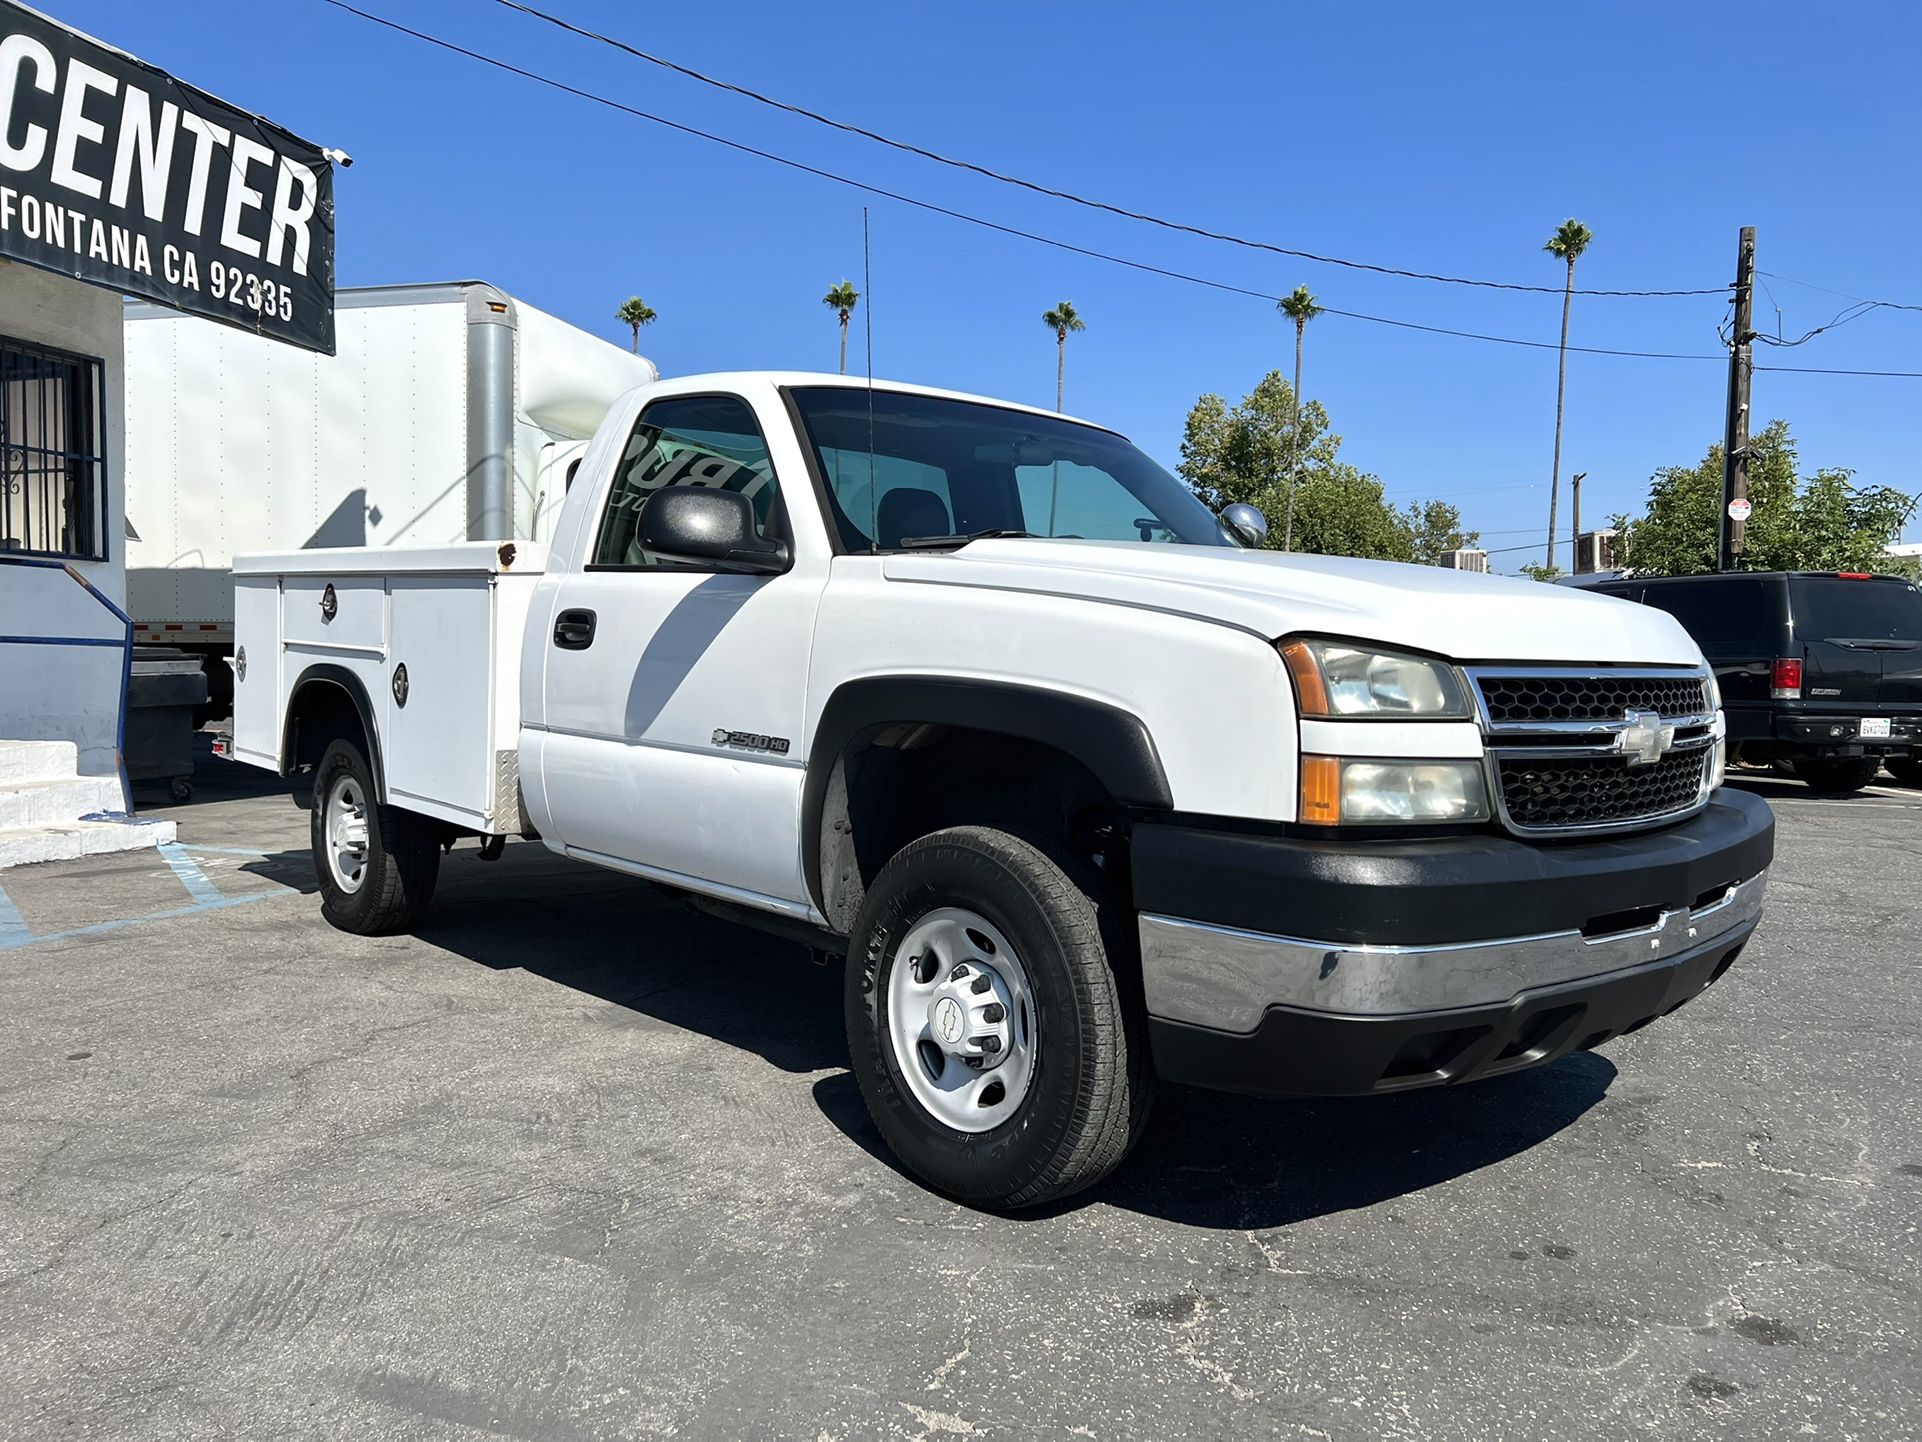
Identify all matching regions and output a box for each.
[411,845,847,1076]
[816,1052,1617,1229]
[383,841,1618,1227]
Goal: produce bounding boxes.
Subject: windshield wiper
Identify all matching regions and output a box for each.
[896,529,1039,551]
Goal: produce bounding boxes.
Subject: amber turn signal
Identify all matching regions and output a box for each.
[1280,639,1331,717]
[1298,754,1342,825]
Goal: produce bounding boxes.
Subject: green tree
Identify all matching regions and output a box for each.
[822,280,860,374]
[1403,499,1482,565]
[1613,419,1916,575]
[1276,285,1323,552]
[615,296,656,354]
[1542,219,1593,568]
[1177,372,1413,562]
[1041,301,1085,411]
[1518,560,1566,583]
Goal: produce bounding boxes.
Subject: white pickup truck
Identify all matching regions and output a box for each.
[230,371,1775,1208]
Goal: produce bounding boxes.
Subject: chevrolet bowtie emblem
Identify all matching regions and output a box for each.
[1615,709,1676,766]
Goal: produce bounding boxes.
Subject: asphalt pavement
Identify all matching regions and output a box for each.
[0,748,1917,1440]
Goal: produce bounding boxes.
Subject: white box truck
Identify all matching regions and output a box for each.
[124,281,657,719]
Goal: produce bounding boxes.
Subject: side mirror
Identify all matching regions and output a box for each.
[637,486,790,574]
[1220,502,1269,549]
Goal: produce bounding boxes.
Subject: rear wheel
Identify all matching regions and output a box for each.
[1791,755,1882,792]
[311,737,441,934]
[844,825,1154,1210]
[1885,755,1922,787]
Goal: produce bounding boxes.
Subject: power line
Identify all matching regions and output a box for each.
[490,0,1726,300]
[1757,270,1922,315]
[319,3,1736,367]
[1753,299,1889,349]
[319,4,1922,381]
[1757,363,1922,378]
[321,1,1282,304]
[1322,306,1723,361]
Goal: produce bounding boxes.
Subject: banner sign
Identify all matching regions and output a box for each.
[0,2,335,352]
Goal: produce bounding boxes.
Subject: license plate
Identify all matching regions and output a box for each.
[1860,717,1892,738]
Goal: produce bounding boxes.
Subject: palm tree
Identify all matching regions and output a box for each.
[1041,301,1085,412]
[822,281,860,374]
[1542,219,1593,568]
[1276,285,1322,552]
[615,296,656,354]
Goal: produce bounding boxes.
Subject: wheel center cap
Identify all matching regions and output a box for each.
[932,996,965,1046]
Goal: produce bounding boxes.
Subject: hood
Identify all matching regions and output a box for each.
[881,540,1704,666]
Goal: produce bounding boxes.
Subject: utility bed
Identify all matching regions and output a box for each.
[231,542,547,834]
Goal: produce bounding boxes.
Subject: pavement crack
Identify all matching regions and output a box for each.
[896,1400,983,1438]
[926,1335,972,1392]
[285,1015,438,1082]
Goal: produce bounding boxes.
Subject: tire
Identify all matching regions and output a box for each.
[844,825,1155,1210]
[311,737,441,934]
[1791,755,1882,792]
[1884,755,1922,787]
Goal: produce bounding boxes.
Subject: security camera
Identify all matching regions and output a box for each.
[322,147,354,169]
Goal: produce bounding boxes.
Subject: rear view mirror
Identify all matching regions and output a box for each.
[637,486,790,574]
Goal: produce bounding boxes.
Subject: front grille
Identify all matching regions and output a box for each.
[1477,673,1711,726]
[1496,748,1709,832]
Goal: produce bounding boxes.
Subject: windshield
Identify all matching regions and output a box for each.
[787,387,1233,551]
[1790,576,1922,645]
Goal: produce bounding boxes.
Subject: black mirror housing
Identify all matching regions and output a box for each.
[636,486,790,574]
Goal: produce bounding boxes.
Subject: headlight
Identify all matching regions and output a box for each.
[1281,639,1470,719]
[1300,757,1491,826]
[1706,668,1723,713]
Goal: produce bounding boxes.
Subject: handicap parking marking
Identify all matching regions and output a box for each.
[157,842,225,907]
[0,839,307,954]
[0,885,29,951]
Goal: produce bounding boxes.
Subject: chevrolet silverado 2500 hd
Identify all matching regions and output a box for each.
[230,372,1775,1208]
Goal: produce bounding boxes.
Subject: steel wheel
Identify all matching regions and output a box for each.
[885,906,1037,1133]
[324,773,370,895]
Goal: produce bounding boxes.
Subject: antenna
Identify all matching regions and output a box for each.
[864,206,878,552]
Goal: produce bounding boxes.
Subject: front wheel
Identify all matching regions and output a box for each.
[1791,755,1882,792]
[844,826,1154,1210]
[311,737,441,934]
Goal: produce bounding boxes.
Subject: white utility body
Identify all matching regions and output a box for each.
[127,281,653,717]
[233,371,1775,1208]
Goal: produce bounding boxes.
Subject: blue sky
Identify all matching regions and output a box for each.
[55,0,1922,568]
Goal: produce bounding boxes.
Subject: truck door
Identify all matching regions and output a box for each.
[532,391,826,911]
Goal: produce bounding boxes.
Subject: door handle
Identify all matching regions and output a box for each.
[553,608,597,650]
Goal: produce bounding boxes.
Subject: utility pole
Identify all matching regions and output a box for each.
[1570,471,1586,568]
[1718,226,1756,571]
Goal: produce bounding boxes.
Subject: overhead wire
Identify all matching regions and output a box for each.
[489,0,1726,300]
[320,2,1735,366]
[1758,270,1922,315]
[323,2,1922,380]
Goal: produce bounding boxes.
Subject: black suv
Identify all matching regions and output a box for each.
[1588,571,1922,790]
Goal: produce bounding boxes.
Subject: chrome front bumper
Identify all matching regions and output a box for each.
[1141,869,1768,1033]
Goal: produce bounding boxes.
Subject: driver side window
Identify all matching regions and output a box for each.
[591,395,783,569]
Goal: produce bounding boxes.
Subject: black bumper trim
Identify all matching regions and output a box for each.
[1149,920,1755,1098]
[1131,785,1775,947]
[1772,714,1922,748]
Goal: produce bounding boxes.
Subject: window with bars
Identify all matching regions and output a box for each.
[0,337,107,562]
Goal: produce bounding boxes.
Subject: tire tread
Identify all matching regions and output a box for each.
[847,824,1154,1209]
